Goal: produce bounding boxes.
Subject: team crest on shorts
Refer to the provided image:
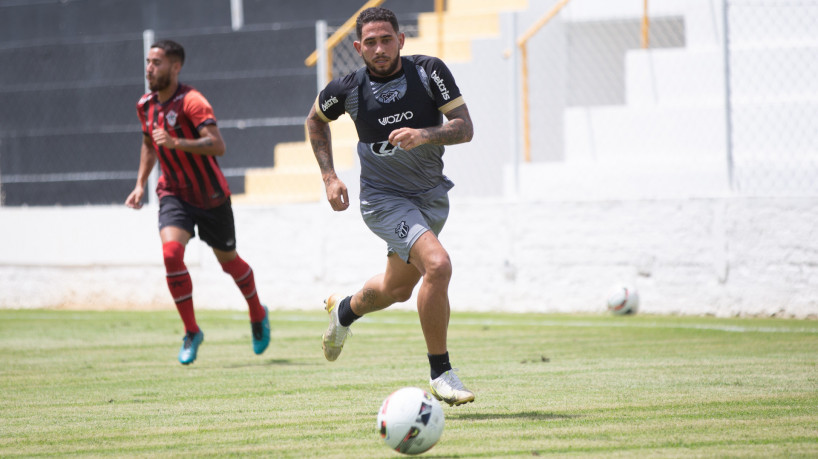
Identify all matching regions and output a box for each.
[395,221,409,239]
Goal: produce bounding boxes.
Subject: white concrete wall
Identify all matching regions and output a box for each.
[1,197,816,318]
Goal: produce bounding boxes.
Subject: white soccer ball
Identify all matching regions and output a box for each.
[606,284,639,315]
[377,387,444,455]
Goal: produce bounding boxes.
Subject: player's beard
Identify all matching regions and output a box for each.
[364,53,401,78]
[148,72,171,92]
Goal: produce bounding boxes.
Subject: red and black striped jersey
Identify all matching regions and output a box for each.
[137,83,231,209]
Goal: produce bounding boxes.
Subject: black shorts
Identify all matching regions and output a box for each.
[158,195,237,251]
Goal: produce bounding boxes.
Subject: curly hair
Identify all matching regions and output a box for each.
[356,7,400,39]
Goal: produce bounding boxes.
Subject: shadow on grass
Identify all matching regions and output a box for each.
[223,359,319,368]
[450,411,580,421]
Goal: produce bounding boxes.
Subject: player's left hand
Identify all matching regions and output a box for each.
[388,127,428,151]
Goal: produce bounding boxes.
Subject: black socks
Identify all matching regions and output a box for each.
[338,295,451,380]
[428,352,452,380]
[337,295,360,327]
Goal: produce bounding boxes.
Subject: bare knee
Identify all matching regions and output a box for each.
[423,252,452,284]
[386,285,415,303]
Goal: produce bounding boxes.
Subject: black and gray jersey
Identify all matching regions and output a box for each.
[315,55,465,200]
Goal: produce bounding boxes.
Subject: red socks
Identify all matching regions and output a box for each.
[221,255,266,322]
[163,242,264,327]
[162,241,198,333]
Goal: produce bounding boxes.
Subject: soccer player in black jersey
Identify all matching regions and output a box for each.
[306,7,475,406]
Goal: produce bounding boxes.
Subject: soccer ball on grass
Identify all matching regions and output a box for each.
[606,284,639,315]
[377,387,444,455]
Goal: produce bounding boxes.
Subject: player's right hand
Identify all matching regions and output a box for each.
[125,188,144,210]
[324,177,349,212]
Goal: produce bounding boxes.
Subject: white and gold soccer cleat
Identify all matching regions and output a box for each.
[322,294,350,361]
[429,369,475,406]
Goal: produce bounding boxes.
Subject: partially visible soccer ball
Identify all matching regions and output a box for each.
[606,284,639,315]
[377,387,444,455]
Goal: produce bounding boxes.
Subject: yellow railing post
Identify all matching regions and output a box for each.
[642,0,650,49]
[304,0,387,74]
[516,0,572,163]
[435,0,445,58]
[519,43,530,162]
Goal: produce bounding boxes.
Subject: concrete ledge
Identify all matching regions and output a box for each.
[1,197,816,318]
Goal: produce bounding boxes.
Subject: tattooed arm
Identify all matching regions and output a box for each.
[387,103,474,151]
[307,103,349,211]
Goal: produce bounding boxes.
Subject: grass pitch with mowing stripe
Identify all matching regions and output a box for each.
[1,309,816,457]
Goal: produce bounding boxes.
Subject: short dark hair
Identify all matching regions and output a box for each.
[151,39,185,65]
[356,7,400,40]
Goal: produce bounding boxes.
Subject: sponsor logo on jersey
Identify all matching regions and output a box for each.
[321,95,339,112]
[369,141,398,157]
[430,70,450,100]
[395,221,409,239]
[378,111,414,126]
[166,110,178,127]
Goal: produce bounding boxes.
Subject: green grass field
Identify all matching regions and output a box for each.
[1,309,816,457]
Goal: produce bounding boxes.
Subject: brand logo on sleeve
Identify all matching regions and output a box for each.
[321,95,339,112]
[430,70,450,100]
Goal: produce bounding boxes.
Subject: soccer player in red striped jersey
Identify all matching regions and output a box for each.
[125,40,270,365]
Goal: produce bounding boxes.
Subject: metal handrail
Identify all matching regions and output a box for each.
[516,0,651,162]
[642,0,650,48]
[305,0,385,83]
[516,0,572,163]
[305,0,446,83]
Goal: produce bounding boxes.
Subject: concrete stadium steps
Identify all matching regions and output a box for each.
[447,0,529,13]
[236,0,532,203]
[190,74,315,120]
[405,0,529,61]
[0,23,317,205]
[625,48,725,106]
[402,38,474,62]
[234,167,323,204]
[164,26,317,72]
[0,0,229,43]
[564,104,726,162]
[234,116,357,203]
[566,39,818,165]
[243,0,437,26]
[0,39,143,87]
[0,1,448,206]
[416,11,501,40]
[625,46,818,106]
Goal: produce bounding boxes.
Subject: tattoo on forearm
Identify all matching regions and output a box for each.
[307,114,335,174]
[425,105,474,146]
